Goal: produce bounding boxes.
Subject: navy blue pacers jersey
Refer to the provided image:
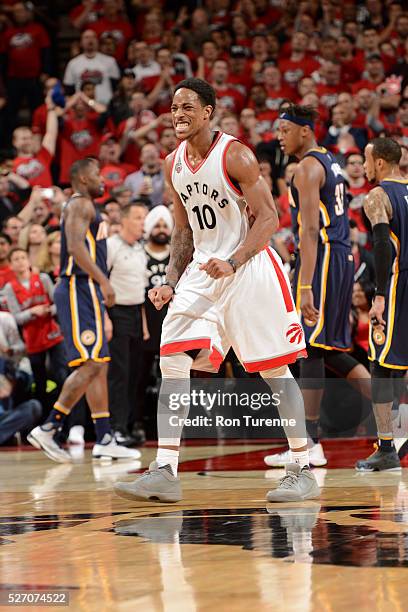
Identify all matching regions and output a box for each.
[289,147,350,250]
[369,178,408,369]
[290,147,354,351]
[60,194,108,278]
[55,193,110,367]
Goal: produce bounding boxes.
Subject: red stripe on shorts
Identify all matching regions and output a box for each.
[160,338,224,371]
[244,348,307,373]
[266,247,294,313]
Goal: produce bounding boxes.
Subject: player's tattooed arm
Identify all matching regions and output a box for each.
[225,141,279,268]
[163,153,194,287]
[363,186,393,227]
[364,187,393,305]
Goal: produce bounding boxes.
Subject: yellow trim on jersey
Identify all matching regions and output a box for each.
[381,178,408,184]
[308,147,328,154]
[86,230,96,262]
[68,356,111,367]
[88,278,103,359]
[69,276,89,362]
[309,242,331,345]
[378,231,399,366]
[66,255,74,277]
[368,319,377,362]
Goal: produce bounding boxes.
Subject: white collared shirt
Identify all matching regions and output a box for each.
[107,234,148,305]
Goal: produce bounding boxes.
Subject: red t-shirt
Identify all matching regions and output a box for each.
[254,109,278,136]
[227,70,254,98]
[278,57,320,89]
[340,58,362,84]
[88,18,133,65]
[316,84,346,109]
[3,23,50,78]
[98,162,134,202]
[140,73,184,115]
[265,85,294,113]
[58,111,102,184]
[214,85,245,114]
[116,111,156,168]
[12,147,53,187]
[0,266,15,290]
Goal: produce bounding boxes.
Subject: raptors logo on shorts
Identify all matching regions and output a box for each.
[286,323,304,344]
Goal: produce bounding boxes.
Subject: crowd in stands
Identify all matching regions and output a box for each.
[0,0,407,445]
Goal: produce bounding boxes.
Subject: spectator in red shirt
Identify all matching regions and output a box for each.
[0,233,15,289]
[262,65,294,118]
[98,133,134,202]
[316,60,344,109]
[12,100,58,188]
[227,46,253,98]
[249,33,270,79]
[231,14,252,49]
[278,31,320,90]
[248,84,277,139]
[88,0,133,66]
[2,2,51,135]
[196,40,220,81]
[337,34,363,84]
[182,8,211,57]
[58,91,105,184]
[344,152,371,238]
[351,54,386,94]
[210,59,245,115]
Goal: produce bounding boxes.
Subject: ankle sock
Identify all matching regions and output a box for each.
[378,433,394,452]
[291,449,310,469]
[93,416,111,443]
[156,448,179,476]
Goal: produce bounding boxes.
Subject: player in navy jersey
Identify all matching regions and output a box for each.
[28,158,140,463]
[265,104,355,468]
[355,138,408,471]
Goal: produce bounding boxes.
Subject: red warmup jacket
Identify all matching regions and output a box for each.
[10,274,63,354]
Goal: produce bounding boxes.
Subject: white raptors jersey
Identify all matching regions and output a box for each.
[171,131,249,263]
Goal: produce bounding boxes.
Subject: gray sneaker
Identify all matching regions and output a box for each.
[355,447,401,472]
[266,463,320,502]
[114,461,182,503]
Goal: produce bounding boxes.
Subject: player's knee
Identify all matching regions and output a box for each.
[160,353,193,378]
[83,359,108,378]
[260,365,289,379]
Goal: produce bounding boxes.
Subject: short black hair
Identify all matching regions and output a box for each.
[69,157,98,182]
[0,232,12,245]
[174,78,216,113]
[371,137,402,165]
[283,103,319,123]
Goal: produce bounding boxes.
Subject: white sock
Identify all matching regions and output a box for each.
[291,449,309,468]
[156,447,179,476]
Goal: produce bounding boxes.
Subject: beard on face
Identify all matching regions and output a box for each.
[150,232,170,245]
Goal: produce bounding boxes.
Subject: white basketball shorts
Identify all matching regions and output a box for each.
[160,246,307,373]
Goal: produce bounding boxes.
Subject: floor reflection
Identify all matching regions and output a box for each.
[113,496,408,568]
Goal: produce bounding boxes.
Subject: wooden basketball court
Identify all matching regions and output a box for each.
[1,441,407,611]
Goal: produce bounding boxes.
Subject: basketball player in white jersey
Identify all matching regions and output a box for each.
[115,78,320,503]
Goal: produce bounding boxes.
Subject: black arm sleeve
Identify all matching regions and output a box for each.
[372,223,393,296]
